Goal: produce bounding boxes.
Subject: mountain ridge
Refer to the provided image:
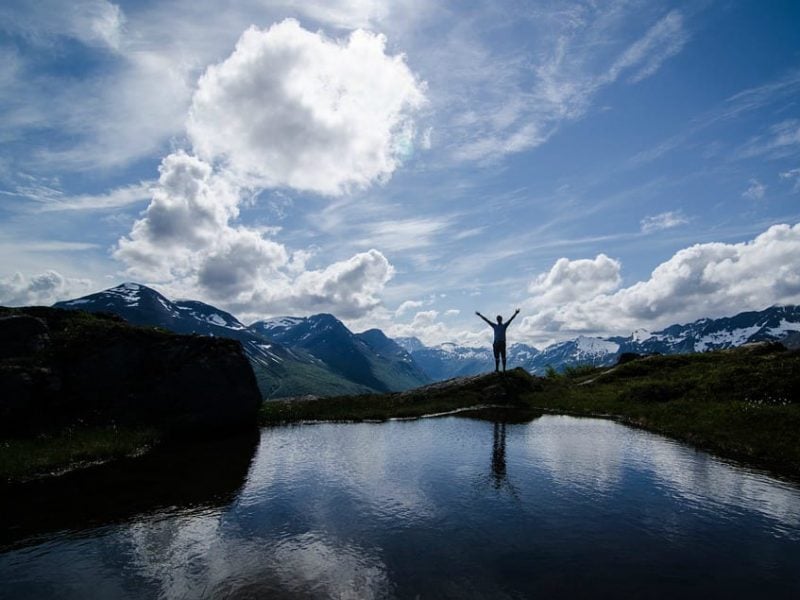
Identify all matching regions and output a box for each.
[53,283,800,393]
[55,284,428,398]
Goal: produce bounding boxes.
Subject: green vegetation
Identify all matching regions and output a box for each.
[254,358,374,400]
[261,344,800,479]
[261,369,533,423]
[526,344,800,478]
[0,426,159,482]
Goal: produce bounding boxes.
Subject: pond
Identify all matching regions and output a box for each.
[2,412,800,598]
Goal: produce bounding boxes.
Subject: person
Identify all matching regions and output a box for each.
[475,308,520,372]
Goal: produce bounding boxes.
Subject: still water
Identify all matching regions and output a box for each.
[2,412,800,598]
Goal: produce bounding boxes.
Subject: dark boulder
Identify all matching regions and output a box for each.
[0,314,49,359]
[0,307,261,437]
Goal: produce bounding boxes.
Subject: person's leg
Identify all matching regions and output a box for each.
[501,344,507,371]
[493,343,500,372]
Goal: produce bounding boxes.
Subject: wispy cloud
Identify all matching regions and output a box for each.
[34,182,152,211]
[628,70,800,167]
[640,210,689,233]
[437,5,691,163]
[780,167,800,192]
[742,179,766,201]
[736,119,800,160]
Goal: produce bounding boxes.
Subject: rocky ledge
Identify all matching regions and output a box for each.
[0,307,261,437]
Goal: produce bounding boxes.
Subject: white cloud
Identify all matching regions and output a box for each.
[187,19,426,195]
[640,210,689,233]
[0,0,125,51]
[779,167,800,192]
[444,309,460,317]
[28,182,152,212]
[519,223,800,344]
[395,299,423,316]
[354,218,450,251]
[109,15,428,319]
[114,154,395,318]
[383,309,487,347]
[737,119,800,160]
[443,7,690,162]
[527,254,621,307]
[0,270,92,306]
[604,10,687,84]
[742,179,766,201]
[219,248,394,321]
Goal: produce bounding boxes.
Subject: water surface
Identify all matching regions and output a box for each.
[2,413,800,598]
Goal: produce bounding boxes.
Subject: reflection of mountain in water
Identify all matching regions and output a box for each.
[0,433,259,550]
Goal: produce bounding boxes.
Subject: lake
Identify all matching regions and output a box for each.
[2,411,800,598]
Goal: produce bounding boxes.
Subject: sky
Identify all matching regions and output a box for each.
[1,0,800,349]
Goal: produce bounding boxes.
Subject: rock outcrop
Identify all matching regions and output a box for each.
[0,307,261,437]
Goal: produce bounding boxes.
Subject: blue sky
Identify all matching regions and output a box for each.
[1,0,800,347]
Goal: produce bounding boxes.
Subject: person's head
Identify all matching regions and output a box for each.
[496,315,503,323]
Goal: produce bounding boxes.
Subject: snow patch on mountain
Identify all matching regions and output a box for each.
[106,282,142,306]
[694,325,762,352]
[575,336,619,355]
[769,319,800,336]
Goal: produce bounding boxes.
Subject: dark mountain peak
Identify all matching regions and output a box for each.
[357,328,389,345]
[357,329,409,358]
[54,282,180,325]
[307,313,344,327]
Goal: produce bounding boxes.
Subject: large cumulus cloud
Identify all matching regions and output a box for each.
[527,254,621,307]
[0,270,91,306]
[114,20,424,318]
[187,19,426,195]
[115,152,394,319]
[519,223,800,343]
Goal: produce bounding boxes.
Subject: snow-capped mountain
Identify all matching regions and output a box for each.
[394,336,426,353]
[249,316,306,339]
[57,283,270,354]
[249,314,429,392]
[54,285,800,390]
[407,342,540,380]
[617,305,800,355]
[55,283,429,397]
[54,284,374,399]
[398,306,800,376]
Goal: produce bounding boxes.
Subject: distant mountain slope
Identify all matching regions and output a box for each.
[54,284,371,400]
[398,305,800,377]
[356,329,431,391]
[406,342,541,380]
[250,315,429,392]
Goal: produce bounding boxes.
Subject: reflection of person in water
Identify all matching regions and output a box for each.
[475,309,520,372]
[491,422,507,490]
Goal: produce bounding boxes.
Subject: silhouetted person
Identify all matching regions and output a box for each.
[476,308,520,372]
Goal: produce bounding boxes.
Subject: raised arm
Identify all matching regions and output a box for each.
[506,308,521,325]
[475,311,493,326]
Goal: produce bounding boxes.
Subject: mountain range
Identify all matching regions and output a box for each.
[54,283,428,399]
[53,283,800,397]
[398,305,800,378]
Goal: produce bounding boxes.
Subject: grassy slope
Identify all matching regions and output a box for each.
[526,345,800,477]
[1,427,159,482]
[261,345,800,479]
[253,358,374,400]
[260,369,533,422]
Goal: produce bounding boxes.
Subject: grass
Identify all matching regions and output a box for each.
[260,345,800,479]
[260,369,534,423]
[0,426,160,483]
[524,345,800,478]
